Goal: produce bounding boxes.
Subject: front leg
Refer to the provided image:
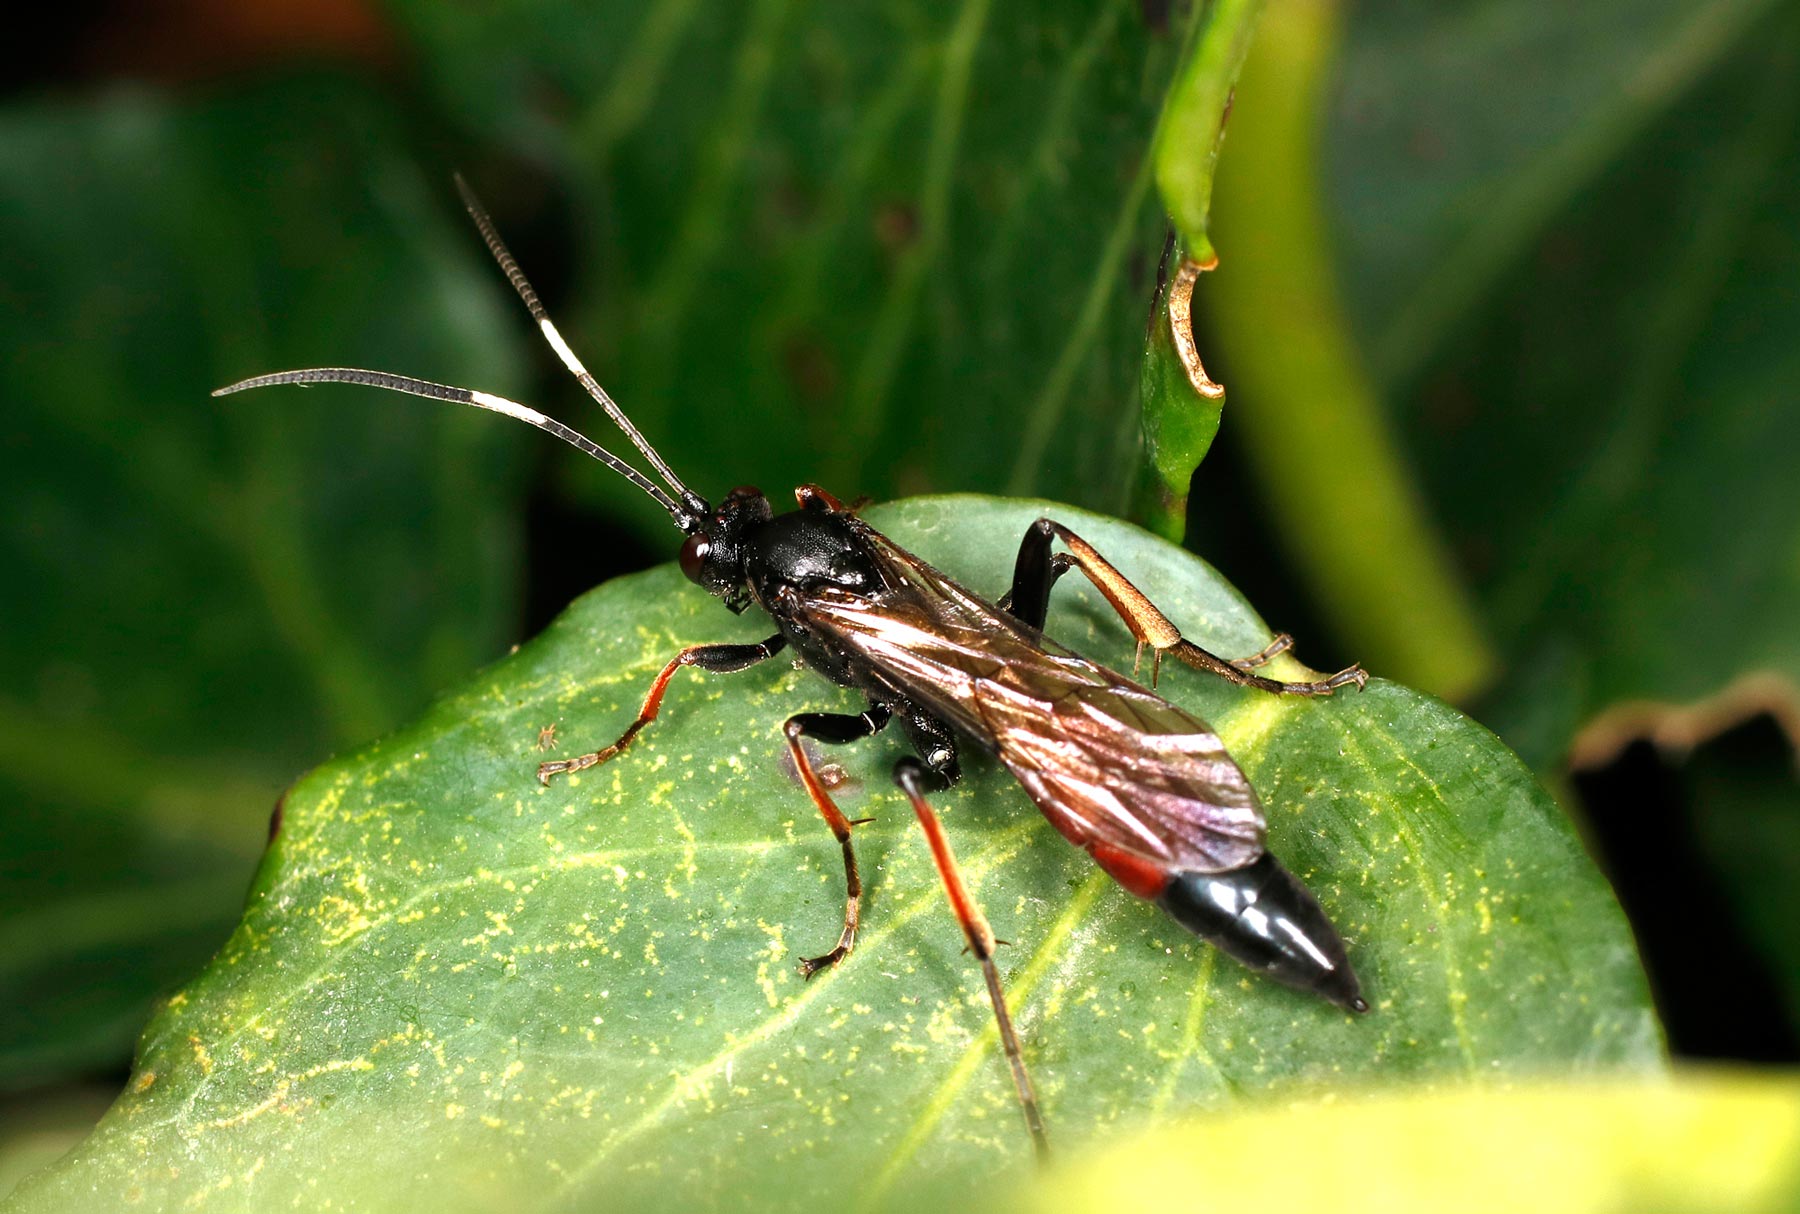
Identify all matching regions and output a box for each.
[537,635,786,784]
[1004,518,1366,695]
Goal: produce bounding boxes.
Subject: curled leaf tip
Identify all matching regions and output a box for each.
[1170,257,1226,400]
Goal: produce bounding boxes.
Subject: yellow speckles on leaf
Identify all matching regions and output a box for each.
[665,805,700,894]
[445,1102,465,1120]
[298,1057,374,1082]
[189,1036,214,1075]
[181,1168,238,1209]
[922,1002,971,1047]
[132,1070,157,1093]
[316,893,378,947]
[754,920,789,1007]
[204,1085,288,1131]
[310,780,347,825]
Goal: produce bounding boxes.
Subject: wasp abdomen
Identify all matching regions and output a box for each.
[1158,854,1368,1013]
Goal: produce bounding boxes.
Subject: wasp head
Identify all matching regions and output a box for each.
[678,485,771,614]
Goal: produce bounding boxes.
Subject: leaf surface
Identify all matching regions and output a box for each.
[386,0,1197,532]
[1322,0,1800,755]
[1030,1074,1800,1214]
[6,499,1659,1212]
[1132,246,1225,541]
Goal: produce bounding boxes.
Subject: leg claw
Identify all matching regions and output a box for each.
[535,749,610,786]
[797,945,851,980]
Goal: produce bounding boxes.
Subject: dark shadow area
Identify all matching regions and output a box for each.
[1574,715,1800,1063]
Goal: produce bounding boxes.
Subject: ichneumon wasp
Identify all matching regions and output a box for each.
[215,178,1370,1159]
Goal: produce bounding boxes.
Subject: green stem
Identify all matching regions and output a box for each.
[1207,0,1496,700]
[1152,0,1266,263]
[1133,0,1264,541]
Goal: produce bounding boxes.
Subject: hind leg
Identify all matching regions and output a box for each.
[894,757,1049,1162]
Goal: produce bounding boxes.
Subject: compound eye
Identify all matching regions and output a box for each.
[678,533,711,584]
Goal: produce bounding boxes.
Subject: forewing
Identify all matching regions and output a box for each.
[793,531,1266,874]
[981,673,1265,873]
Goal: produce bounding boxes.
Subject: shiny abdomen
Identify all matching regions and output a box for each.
[1159,854,1368,1013]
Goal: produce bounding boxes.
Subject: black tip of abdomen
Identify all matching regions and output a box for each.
[1158,854,1366,1012]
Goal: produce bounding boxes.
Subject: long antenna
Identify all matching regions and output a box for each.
[451,174,707,519]
[211,368,690,524]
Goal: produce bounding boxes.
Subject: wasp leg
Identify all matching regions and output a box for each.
[786,706,893,978]
[894,757,1049,1163]
[1231,632,1295,672]
[1005,518,1365,696]
[901,707,962,787]
[537,635,787,784]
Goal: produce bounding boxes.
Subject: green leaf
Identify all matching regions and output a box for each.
[1204,0,1499,700]
[384,0,1202,532]
[0,1089,115,1204]
[1137,0,1275,546]
[0,78,527,1086]
[1027,1074,1800,1214]
[1202,0,1800,1055]
[1320,0,1800,755]
[1132,248,1225,541]
[1327,0,1785,390]
[1151,0,1265,263]
[7,499,1658,1212]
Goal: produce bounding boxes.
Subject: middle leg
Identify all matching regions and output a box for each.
[785,706,892,977]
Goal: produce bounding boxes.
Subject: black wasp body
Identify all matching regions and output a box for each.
[660,481,1367,1011]
[216,179,1370,1161]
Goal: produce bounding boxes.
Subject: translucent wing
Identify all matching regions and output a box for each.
[788,527,1266,874]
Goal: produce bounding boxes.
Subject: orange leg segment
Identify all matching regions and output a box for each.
[784,708,891,978]
[537,636,785,785]
[1016,520,1366,696]
[895,758,1050,1163]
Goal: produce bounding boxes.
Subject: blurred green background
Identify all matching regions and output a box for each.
[2,0,1798,1202]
